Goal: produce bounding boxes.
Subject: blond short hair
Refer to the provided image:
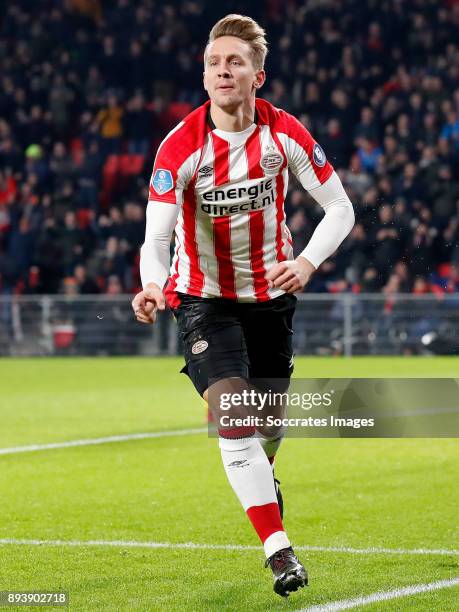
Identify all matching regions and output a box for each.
[206,14,268,71]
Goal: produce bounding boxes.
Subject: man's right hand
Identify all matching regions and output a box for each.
[131,282,166,324]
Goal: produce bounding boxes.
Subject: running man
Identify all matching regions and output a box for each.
[132,14,354,598]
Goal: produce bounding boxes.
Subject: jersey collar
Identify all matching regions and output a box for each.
[206,106,259,131]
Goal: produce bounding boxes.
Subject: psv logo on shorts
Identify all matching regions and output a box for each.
[192,340,208,354]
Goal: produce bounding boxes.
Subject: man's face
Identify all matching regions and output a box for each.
[203,36,265,110]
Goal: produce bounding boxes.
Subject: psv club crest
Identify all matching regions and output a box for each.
[260,145,283,175]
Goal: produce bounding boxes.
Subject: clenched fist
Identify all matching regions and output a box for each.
[265,256,316,293]
[131,282,166,324]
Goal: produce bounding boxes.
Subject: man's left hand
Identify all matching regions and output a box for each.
[265,256,316,293]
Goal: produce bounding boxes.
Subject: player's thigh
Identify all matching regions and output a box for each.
[242,295,296,436]
[243,293,296,382]
[175,296,249,397]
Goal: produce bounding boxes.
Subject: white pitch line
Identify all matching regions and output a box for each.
[0,539,457,556]
[0,428,207,456]
[296,544,459,556]
[0,540,455,610]
[300,577,459,611]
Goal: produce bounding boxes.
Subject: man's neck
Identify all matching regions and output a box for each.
[209,100,256,132]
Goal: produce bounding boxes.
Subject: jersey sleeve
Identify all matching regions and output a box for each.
[300,171,355,268]
[140,201,179,289]
[279,113,334,191]
[147,125,194,205]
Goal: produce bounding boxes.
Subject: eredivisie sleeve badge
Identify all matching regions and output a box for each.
[152,169,174,195]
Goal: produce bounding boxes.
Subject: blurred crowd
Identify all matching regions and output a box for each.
[0,0,458,299]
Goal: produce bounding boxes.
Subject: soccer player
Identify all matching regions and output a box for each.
[132,14,354,598]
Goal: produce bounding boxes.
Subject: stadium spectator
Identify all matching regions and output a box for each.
[370,204,402,277]
[354,107,380,145]
[49,142,74,193]
[321,119,350,169]
[76,142,103,212]
[58,210,88,275]
[441,110,459,150]
[125,92,152,155]
[357,138,383,174]
[74,263,100,295]
[95,94,124,156]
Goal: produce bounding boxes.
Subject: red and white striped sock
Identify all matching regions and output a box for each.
[219,435,290,558]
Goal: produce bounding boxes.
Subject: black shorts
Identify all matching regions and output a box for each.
[173,292,296,396]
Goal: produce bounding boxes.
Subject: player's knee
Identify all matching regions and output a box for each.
[207,376,252,423]
[209,377,255,440]
[256,424,287,441]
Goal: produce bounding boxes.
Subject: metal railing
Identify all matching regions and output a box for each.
[0,294,457,357]
[292,293,459,356]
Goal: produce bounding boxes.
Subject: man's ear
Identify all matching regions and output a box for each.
[253,69,266,90]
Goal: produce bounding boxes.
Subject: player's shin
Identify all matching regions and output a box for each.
[257,429,286,466]
[253,384,289,467]
[218,433,290,558]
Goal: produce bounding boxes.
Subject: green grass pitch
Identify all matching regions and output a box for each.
[0,357,458,611]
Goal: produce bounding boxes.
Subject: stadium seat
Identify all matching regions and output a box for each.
[168,102,193,122]
[119,154,145,176]
[70,138,84,165]
[76,208,92,229]
[160,102,193,131]
[52,323,76,350]
[101,155,122,208]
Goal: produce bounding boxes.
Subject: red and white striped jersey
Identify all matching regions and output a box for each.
[148,98,333,306]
